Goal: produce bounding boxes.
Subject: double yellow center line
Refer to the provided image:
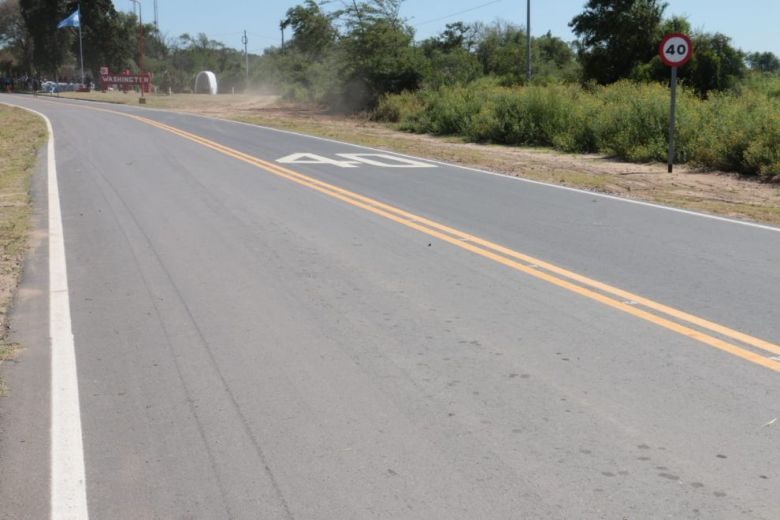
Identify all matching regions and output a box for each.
[79,103,780,374]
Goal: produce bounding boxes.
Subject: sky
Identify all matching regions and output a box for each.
[119,0,780,57]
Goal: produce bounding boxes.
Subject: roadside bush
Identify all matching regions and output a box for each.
[590,82,667,161]
[471,85,597,152]
[744,122,780,180]
[374,79,780,179]
[688,92,780,177]
[695,94,780,180]
[374,91,423,123]
[588,81,700,163]
[689,92,754,173]
[420,85,482,135]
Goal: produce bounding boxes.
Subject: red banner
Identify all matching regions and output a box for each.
[100,70,152,92]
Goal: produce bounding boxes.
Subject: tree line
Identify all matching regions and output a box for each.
[1,0,778,107]
[264,0,779,109]
[0,0,248,92]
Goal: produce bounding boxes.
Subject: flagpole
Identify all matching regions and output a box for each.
[56,7,84,85]
[77,6,84,85]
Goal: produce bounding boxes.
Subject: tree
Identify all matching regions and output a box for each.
[19,0,68,76]
[75,0,134,80]
[280,0,339,60]
[570,0,667,84]
[634,18,746,97]
[536,31,575,69]
[0,0,32,73]
[16,0,136,79]
[747,52,780,74]
[472,22,576,84]
[423,22,478,53]
[534,31,579,82]
[419,23,481,87]
[685,32,745,95]
[474,21,528,83]
[338,0,424,109]
[155,32,247,93]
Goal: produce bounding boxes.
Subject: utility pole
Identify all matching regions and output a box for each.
[280,25,285,54]
[526,0,531,83]
[242,30,249,91]
[129,0,145,102]
[153,0,158,29]
[77,1,84,85]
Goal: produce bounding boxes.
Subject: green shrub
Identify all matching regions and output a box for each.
[373,79,780,179]
[589,82,667,161]
[409,85,479,135]
[374,91,425,123]
[743,111,780,180]
[483,86,579,146]
[689,74,780,178]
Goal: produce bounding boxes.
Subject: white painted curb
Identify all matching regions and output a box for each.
[3,102,90,520]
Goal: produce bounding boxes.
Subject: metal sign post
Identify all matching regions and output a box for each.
[667,65,678,173]
[659,33,693,173]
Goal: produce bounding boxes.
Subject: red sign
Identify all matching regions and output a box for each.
[101,74,151,85]
[659,33,693,68]
[99,70,152,92]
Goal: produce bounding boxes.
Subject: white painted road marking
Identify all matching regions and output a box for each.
[336,153,437,168]
[277,152,360,168]
[242,119,780,233]
[22,97,780,232]
[9,105,91,520]
[277,152,437,169]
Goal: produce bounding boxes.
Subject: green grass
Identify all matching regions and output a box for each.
[59,91,279,111]
[0,104,46,394]
[375,77,780,180]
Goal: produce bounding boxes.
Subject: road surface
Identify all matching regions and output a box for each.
[0,94,778,519]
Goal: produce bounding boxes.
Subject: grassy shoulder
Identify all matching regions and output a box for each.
[59,90,279,113]
[59,91,780,227]
[0,104,46,393]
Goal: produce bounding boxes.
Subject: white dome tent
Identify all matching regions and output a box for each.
[193,71,218,95]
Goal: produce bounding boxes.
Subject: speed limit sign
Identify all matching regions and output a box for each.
[659,33,693,173]
[659,33,693,67]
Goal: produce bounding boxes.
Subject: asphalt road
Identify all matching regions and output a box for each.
[1,94,778,520]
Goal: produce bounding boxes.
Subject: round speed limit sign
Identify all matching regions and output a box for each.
[659,33,693,67]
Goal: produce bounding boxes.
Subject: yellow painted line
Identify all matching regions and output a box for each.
[47,100,780,373]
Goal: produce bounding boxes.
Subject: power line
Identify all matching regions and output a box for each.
[413,0,503,27]
[247,32,279,41]
[207,31,244,38]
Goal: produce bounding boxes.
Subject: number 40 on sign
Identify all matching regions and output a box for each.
[659,33,693,173]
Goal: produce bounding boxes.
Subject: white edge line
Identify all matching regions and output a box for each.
[20,95,780,234]
[218,118,780,234]
[2,101,90,519]
[164,106,780,234]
